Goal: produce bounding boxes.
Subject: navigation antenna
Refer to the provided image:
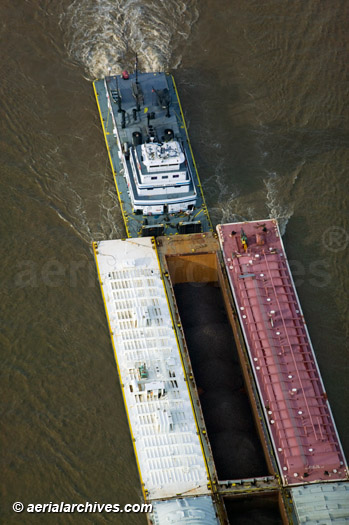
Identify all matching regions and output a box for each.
[135,54,138,85]
[132,54,143,111]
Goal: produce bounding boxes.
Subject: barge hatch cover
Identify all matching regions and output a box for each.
[151,496,220,525]
[291,482,349,524]
[93,238,210,501]
[217,220,348,486]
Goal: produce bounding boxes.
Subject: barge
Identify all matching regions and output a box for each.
[92,67,348,524]
[217,220,347,486]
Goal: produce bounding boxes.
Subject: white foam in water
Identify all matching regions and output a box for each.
[264,169,300,236]
[61,0,198,78]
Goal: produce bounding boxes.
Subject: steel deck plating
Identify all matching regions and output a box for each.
[217,220,348,486]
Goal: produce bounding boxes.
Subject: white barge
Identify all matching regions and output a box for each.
[93,237,209,500]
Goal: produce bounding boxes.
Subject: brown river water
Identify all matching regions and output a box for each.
[1,1,348,523]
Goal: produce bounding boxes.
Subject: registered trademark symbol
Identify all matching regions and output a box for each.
[322,226,349,253]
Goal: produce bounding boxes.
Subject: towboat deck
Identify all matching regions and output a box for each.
[93,72,212,237]
[217,220,348,486]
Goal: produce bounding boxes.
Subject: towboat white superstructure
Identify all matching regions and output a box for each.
[94,67,211,237]
[122,135,197,216]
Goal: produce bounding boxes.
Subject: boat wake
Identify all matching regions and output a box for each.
[263,162,303,235]
[211,163,302,235]
[32,159,123,245]
[61,0,199,78]
[264,172,294,236]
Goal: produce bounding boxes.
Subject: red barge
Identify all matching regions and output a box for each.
[217,219,348,487]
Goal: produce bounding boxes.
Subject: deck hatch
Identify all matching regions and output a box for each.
[291,483,349,523]
[178,221,202,234]
[141,224,164,237]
